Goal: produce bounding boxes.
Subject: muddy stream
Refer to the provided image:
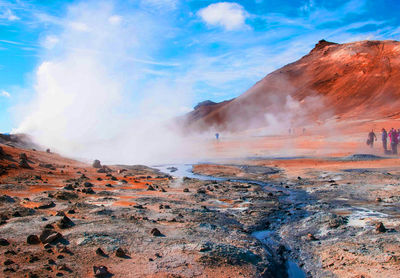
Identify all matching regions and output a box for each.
[153,164,307,278]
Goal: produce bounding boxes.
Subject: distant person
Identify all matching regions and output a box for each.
[302,128,306,134]
[389,128,398,155]
[215,133,219,140]
[382,128,388,153]
[366,130,377,148]
[288,128,291,135]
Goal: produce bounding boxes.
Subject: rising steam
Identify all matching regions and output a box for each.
[15,1,203,164]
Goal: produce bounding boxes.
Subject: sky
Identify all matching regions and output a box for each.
[1,0,400,133]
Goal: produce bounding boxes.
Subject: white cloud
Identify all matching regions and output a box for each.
[1,90,11,98]
[42,35,59,49]
[1,8,20,21]
[108,15,122,25]
[141,0,179,11]
[198,2,248,31]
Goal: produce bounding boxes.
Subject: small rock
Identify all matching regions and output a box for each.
[115,247,126,258]
[183,188,189,192]
[27,235,40,245]
[150,228,163,237]
[92,160,102,168]
[96,247,107,257]
[39,229,63,244]
[0,238,10,246]
[57,215,74,229]
[147,185,155,191]
[4,259,14,265]
[376,222,387,233]
[376,197,382,202]
[38,201,56,209]
[93,265,112,277]
[307,233,317,241]
[84,182,93,187]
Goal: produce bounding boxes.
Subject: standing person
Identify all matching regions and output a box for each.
[382,128,388,153]
[367,130,377,148]
[215,133,219,140]
[389,128,398,155]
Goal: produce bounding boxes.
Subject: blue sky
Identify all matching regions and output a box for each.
[1,0,400,132]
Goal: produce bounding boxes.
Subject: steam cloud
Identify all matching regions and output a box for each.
[15,1,205,164]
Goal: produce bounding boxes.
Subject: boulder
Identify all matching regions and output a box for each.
[115,247,126,258]
[376,222,387,233]
[0,238,10,246]
[92,160,102,168]
[27,235,40,245]
[57,216,74,229]
[93,266,112,277]
[39,229,63,244]
[150,228,163,237]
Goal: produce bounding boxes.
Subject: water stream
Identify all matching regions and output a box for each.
[153,163,307,278]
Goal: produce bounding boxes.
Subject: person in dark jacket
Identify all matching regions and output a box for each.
[382,128,388,152]
[367,130,377,148]
[389,128,398,155]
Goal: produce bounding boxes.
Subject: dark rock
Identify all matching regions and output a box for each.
[57,215,74,229]
[46,148,51,153]
[93,265,112,277]
[39,229,63,244]
[115,247,126,258]
[82,188,95,194]
[84,182,93,187]
[197,188,206,194]
[54,191,78,200]
[147,185,155,191]
[19,153,28,160]
[0,238,10,246]
[63,184,74,190]
[96,247,107,257]
[376,222,387,233]
[38,201,56,209]
[183,188,189,192]
[4,259,14,265]
[27,235,40,245]
[0,195,15,203]
[150,228,163,237]
[92,160,102,168]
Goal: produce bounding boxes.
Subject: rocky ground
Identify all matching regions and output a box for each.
[194,155,400,278]
[0,140,290,278]
[1,135,400,278]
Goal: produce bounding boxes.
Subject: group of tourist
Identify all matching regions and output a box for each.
[367,128,399,155]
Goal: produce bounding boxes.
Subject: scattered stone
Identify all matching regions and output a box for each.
[27,235,40,245]
[307,233,317,241]
[376,222,387,233]
[0,238,10,246]
[4,259,14,265]
[96,247,107,257]
[84,182,94,187]
[39,229,63,244]
[93,265,112,277]
[82,188,95,194]
[38,201,56,209]
[57,215,74,229]
[197,188,206,194]
[183,188,189,192]
[63,184,74,190]
[150,228,163,237]
[54,191,78,200]
[92,160,102,168]
[115,247,126,258]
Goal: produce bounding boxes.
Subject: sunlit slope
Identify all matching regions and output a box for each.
[185,40,400,131]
